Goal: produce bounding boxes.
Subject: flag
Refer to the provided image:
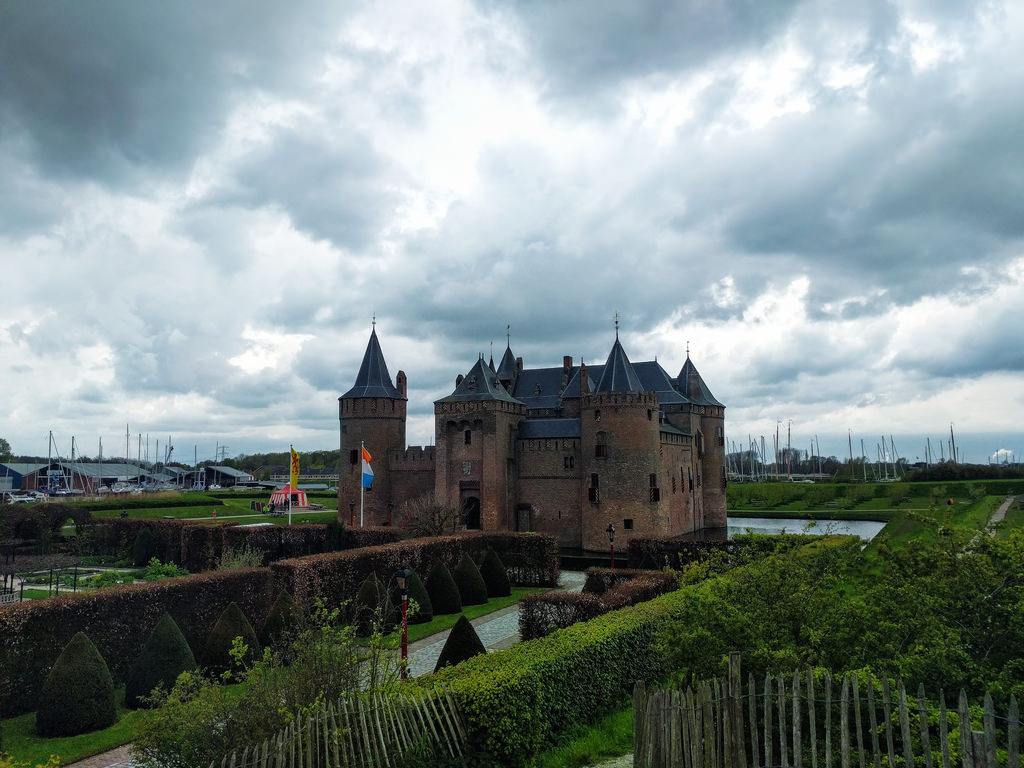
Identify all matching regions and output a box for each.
[361,446,373,489]
[290,447,300,489]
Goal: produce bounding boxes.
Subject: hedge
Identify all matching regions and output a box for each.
[520,568,678,640]
[624,533,822,571]
[422,585,690,765]
[271,532,559,611]
[0,567,274,716]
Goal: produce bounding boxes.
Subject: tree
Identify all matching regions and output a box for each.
[398,492,463,537]
[125,613,197,708]
[36,632,116,736]
[0,437,11,462]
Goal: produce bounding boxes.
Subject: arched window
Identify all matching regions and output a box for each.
[595,431,608,458]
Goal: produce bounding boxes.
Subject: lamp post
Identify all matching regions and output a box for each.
[606,523,616,569]
[387,500,394,527]
[394,565,413,680]
[349,500,355,527]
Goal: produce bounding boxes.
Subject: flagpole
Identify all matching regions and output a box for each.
[360,441,365,528]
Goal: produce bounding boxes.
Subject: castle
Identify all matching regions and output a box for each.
[338,325,727,551]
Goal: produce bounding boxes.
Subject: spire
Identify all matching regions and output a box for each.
[595,336,643,393]
[341,325,405,400]
[496,326,517,384]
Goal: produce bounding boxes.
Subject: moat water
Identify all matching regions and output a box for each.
[727,516,886,541]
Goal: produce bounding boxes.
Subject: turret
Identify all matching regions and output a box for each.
[338,325,407,525]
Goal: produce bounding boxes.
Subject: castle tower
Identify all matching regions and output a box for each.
[579,335,664,550]
[676,353,727,529]
[338,326,407,525]
[435,355,526,531]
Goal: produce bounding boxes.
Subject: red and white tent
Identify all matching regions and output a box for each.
[268,485,308,511]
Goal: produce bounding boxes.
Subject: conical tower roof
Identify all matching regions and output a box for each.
[496,343,517,383]
[341,327,405,400]
[595,337,643,393]
[438,356,524,404]
[676,354,723,407]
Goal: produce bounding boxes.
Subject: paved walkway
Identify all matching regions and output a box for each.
[986,495,1016,535]
[65,571,586,768]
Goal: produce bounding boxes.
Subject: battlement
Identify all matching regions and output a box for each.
[390,445,437,464]
[581,391,659,409]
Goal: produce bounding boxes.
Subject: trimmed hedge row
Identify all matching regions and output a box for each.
[88,518,400,572]
[0,567,275,716]
[425,585,689,765]
[625,537,738,570]
[520,568,678,640]
[75,496,225,512]
[271,532,559,610]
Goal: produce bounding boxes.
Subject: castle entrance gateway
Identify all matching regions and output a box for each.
[461,495,481,529]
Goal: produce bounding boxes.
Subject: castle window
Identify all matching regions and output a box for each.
[716,426,724,447]
[341,425,347,434]
[594,409,601,422]
[350,449,358,465]
[464,429,472,445]
[590,473,599,489]
[672,476,677,494]
[595,431,607,459]
[647,409,653,421]
[649,473,660,503]
[588,472,600,503]
[564,455,574,470]
[623,518,634,530]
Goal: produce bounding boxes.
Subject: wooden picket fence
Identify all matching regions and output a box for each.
[635,653,1022,768]
[209,687,465,768]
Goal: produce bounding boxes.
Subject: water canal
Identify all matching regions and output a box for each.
[728,516,886,541]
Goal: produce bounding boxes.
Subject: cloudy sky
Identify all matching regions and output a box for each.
[1,0,1022,467]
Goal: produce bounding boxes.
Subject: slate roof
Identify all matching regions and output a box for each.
[438,357,525,404]
[341,328,405,400]
[496,344,517,382]
[676,356,724,407]
[594,338,643,393]
[632,361,689,404]
[518,418,581,439]
[512,366,571,409]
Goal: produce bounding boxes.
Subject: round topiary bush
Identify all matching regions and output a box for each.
[452,553,488,606]
[133,526,156,566]
[354,574,396,637]
[433,615,486,673]
[202,602,260,675]
[125,612,197,708]
[479,549,511,598]
[35,631,116,737]
[260,590,302,648]
[425,561,462,615]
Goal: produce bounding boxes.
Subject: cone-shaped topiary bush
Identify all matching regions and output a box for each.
[433,615,486,673]
[426,561,462,615]
[133,526,156,566]
[354,574,396,637]
[260,589,302,648]
[479,549,511,598]
[452,553,488,606]
[36,631,115,736]
[203,601,260,676]
[392,569,434,625]
[125,612,196,708]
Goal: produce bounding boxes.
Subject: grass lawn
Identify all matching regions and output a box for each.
[1,688,147,767]
[528,704,633,768]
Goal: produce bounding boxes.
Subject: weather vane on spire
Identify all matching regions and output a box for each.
[614,312,620,339]
[372,313,376,330]
[686,340,690,358]
[506,324,511,346]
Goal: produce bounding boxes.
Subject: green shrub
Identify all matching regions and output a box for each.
[453,553,488,606]
[203,602,260,676]
[260,590,302,648]
[143,557,188,580]
[425,561,462,615]
[133,527,156,566]
[125,613,197,708]
[35,631,116,737]
[354,575,396,637]
[479,549,511,598]
[433,615,486,673]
